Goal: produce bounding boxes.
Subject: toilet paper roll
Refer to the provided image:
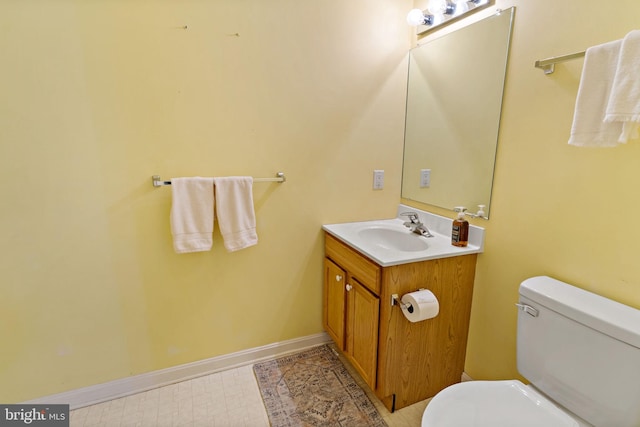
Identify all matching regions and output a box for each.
[401,289,439,322]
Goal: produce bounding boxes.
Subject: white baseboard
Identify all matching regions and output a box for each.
[24,332,331,410]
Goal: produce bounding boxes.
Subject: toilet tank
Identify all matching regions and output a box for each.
[517,276,640,427]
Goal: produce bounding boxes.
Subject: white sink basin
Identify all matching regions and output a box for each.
[323,207,484,266]
[357,226,429,252]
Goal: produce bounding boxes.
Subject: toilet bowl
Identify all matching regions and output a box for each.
[422,276,640,427]
[421,380,584,427]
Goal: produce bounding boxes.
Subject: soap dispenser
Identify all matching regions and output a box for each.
[451,207,469,247]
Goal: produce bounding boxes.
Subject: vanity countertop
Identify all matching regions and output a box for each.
[322,205,484,267]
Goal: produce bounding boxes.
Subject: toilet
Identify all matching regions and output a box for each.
[422,276,640,427]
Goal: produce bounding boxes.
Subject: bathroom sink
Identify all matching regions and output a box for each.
[357,226,429,252]
[323,207,484,266]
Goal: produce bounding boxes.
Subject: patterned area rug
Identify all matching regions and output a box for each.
[253,345,388,427]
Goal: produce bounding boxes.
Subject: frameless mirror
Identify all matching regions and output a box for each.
[401,7,514,218]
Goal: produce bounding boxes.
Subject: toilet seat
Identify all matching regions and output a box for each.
[421,380,580,427]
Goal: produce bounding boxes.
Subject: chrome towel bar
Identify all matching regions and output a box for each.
[535,50,585,75]
[152,172,286,187]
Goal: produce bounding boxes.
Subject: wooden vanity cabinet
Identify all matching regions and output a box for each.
[323,258,347,350]
[345,277,379,388]
[323,235,381,390]
[323,232,477,412]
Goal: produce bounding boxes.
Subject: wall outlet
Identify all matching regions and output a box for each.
[373,170,384,190]
[420,169,431,188]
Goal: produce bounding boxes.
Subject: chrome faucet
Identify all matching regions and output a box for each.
[400,212,434,237]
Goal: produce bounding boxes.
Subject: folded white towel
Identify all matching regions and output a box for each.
[214,177,257,252]
[568,39,623,147]
[170,177,215,253]
[605,30,640,143]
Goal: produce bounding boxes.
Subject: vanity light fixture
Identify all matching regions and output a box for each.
[407,0,493,35]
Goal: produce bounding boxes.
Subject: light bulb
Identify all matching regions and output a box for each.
[453,1,469,15]
[406,8,427,26]
[427,0,447,15]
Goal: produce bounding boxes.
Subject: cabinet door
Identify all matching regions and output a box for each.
[345,278,379,389]
[323,258,346,351]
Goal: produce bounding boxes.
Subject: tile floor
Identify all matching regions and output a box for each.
[69,350,429,427]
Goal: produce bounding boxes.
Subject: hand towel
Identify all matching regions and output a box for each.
[170,177,215,253]
[214,177,257,252]
[604,30,640,143]
[568,39,623,147]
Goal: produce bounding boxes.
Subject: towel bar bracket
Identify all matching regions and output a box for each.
[152,175,170,187]
[535,62,555,75]
[534,51,585,75]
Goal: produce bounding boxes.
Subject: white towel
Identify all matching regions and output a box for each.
[214,177,257,252]
[568,39,623,147]
[170,177,215,253]
[604,30,640,143]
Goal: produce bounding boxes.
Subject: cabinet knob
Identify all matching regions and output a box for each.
[346,284,352,291]
[335,275,343,282]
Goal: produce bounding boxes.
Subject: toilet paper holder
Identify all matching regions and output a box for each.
[391,293,411,310]
[393,289,440,322]
[392,290,426,312]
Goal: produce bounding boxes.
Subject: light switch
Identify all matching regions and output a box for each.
[420,169,431,188]
[373,170,384,190]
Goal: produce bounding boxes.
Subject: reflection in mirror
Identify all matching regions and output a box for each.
[401,8,514,218]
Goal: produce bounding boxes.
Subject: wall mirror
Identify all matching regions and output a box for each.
[401,7,514,218]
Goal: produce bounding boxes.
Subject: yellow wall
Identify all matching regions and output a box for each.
[408,0,640,380]
[0,0,411,402]
[4,0,640,404]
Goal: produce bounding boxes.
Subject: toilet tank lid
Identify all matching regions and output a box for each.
[520,276,640,349]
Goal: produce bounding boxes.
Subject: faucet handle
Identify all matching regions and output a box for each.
[400,211,420,223]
